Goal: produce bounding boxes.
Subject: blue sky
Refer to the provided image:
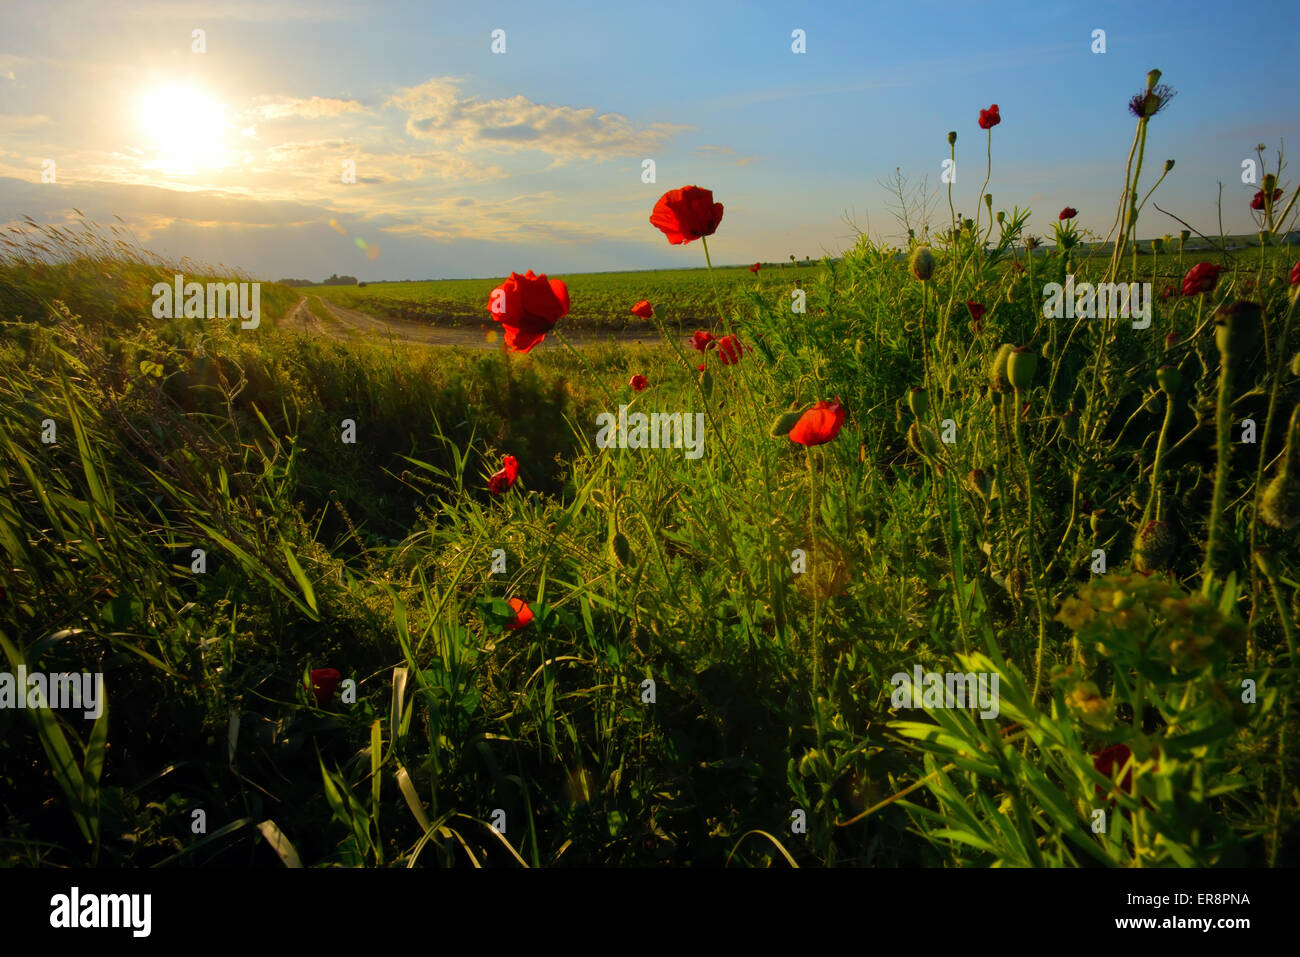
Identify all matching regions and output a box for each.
[0,0,1296,281]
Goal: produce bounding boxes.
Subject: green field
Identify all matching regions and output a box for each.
[322,263,829,330]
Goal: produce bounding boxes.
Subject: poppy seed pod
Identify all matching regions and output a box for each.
[1164,159,1174,172]
[1214,300,1262,365]
[948,131,957,146]
[1007,346,1037,390]
[1156,364,1181,395]
[1179,229,1190,243]
[908,422,941,458]
[1263,173,1277,194]
[989,343,1015,394]
[1146,68,1162,90]
[909,246,936,281]
[1151,237,1164,254]
[1133,520,1176,572]
[984,193,993,210]
[1259,470,1300,530]
[908,386,930,419]
[1062,410,1080,438]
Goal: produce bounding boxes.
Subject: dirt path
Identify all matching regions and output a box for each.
[277,297,660,351]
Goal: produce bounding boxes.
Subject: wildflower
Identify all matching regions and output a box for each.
[978,103,1001,129]
[1093,743,1134,795]
[966,301,986,331]
[488,455,519,495]
[1250,188,1282,211]
[309,668,342,707]
[749,262,761,273]
[649,185,724,245]
[505,597,533,630]
[1181,262,1222,297]
[630,299,654,318]
[1290,261,1300,286]
[690,330,717,352]
[717,335,744,365]
[788,398,847,446]
[1127,84,1176,119]
[487,270,570,353]
[628,374,649,393]
[1059,207,1078,220]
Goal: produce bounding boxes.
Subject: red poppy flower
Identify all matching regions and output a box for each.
[966,301,986,323]
[630,299,654,318]
[697,363,705,371]
[717,335,744,365]
[978,104,1001,130]
[1093,743,1134,795]
[488,454,519,495]
[1250,188,1283,211]
[628,374,649,392]
[649,186,724,245]
[1059,206,1078,220]
[1181,262,1222,297]
[749,262,761,273]
[690,330,717,352]
[487,270,570,353]
[506,597,533,630]
[309,668,342,707]
[788,399,847,446]
[1290,261,1300,286]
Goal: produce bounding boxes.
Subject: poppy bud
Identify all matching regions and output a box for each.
[699,367,713,398]
[610,531,633,567]
[855,338,866,357]
[908,422,941,458]
[996,210,1005,225]
[1007,346,1037,390]
[1062,410,1080,438]
[1291,351,1300,377]
[1260,470,1300,530]
[1133,520,1175,572]
[908,386,930,419]
[948,131,957,146]
[1214,300,1262,365]
[768,408,805,438]
[988,343,1015,394]
[909,246,936,281]
[1156,364,1181,394]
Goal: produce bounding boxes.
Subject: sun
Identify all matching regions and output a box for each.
[136,83,234,173]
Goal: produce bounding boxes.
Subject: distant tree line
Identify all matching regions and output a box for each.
[275,273,359,287]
